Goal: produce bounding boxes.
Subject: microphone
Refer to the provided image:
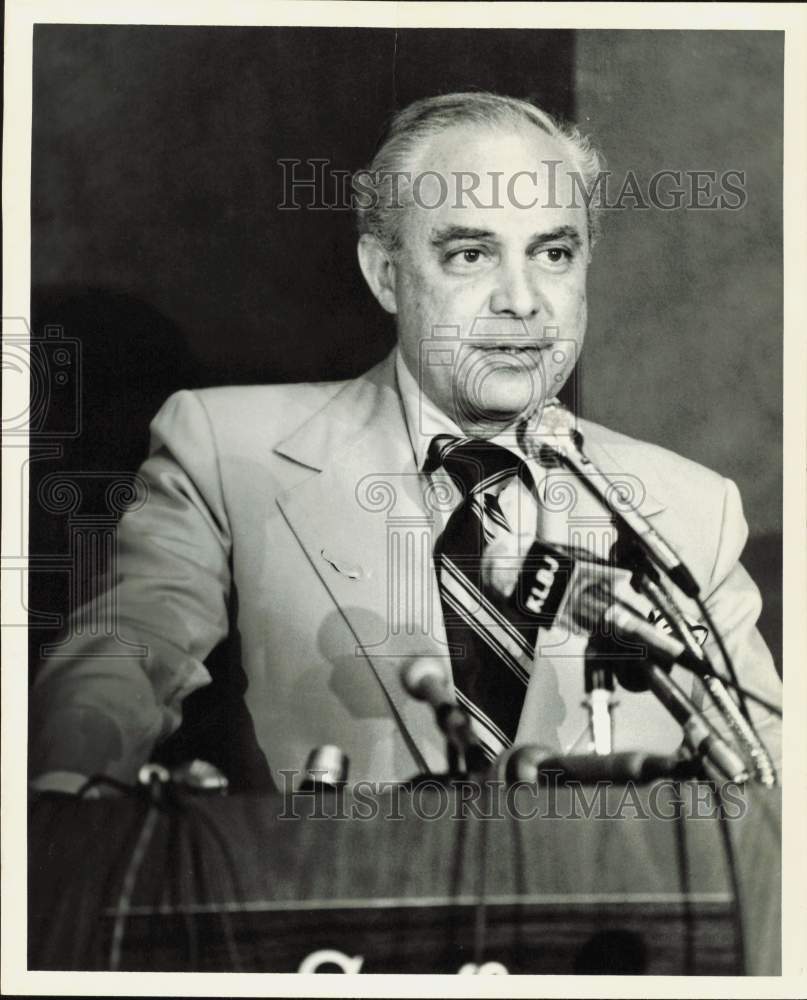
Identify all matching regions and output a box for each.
[401,656,454,710]
[518,406,700,597]
[506,744,694,785]
[170,759,229,794]
[299,745,349,791]
[400,658,489,775]
[566,583,749,783]
[574,581,706,678]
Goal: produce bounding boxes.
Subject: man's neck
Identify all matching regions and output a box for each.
[394,348,537,469]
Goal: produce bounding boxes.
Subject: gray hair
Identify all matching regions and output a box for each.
[354,91,605,254]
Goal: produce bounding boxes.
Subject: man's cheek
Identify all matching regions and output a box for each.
[552,286,587,337]
[571,276,588,318]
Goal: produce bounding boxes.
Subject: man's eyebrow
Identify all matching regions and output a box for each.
[429,224,584,251]
[527,225,583,251]
[429,226,497,247]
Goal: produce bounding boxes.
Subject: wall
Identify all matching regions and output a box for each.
[573,30,782,662]
[574,30,783,539]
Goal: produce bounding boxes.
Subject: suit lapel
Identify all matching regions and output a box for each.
[275,354,450,774]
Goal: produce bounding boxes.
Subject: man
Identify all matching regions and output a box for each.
[29,92,782,793]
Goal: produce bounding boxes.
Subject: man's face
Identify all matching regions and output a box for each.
[389,123,590,436]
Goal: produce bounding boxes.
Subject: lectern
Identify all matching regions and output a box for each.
[28,779,780,975]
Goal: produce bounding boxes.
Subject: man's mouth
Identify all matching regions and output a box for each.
[469,343,552,355]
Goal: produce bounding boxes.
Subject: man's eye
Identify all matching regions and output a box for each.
[445,247,490,269]
[539,247,572,267]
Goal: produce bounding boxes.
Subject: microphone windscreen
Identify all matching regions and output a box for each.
[506,539,576,629]
[517,401,579,463]
[537,751,683,784]
[570,581,612,632]
[585,630,661,693]
[554,560,634,635]
[400,657,452,706]
[506,545,626,636]
[304,745,349,787]
[505,743,558,784]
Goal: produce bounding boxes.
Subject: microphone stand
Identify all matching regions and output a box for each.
[405,704,493,789]
[521,408,758,739]
[400,660,494,789]
[617,538,776,787]
[583,659,616,756]
[440,704,492,778]
[513,633,749,784]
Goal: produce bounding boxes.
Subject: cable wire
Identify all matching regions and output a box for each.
[635,562,775,784]
[472,782,490,968]
[107,799,160,970]
[182,797,248,971]
[696,596,751,725]
[713,782,748,974]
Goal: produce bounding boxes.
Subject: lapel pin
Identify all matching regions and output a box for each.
[321,548,365,580]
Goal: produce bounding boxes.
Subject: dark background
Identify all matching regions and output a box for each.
[28,27,782,680]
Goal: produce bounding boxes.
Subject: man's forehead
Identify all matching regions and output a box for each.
[405,122,586,223]
[415,119,570,169]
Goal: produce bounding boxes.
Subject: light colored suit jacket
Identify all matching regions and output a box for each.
[30,351,782,788]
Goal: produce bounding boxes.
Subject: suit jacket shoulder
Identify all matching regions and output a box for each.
[576,415,742,592]
[184,379,350,451]
[155,353,399,468]
[580,415,726,500]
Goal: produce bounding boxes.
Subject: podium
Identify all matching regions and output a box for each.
[28,781,780,974]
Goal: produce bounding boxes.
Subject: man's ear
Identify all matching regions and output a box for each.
[357,234,398,314]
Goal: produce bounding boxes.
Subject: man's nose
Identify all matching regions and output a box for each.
[489,260,541,318]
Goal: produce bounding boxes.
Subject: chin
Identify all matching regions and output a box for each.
[455,393,539,433]
[478,374,545,421]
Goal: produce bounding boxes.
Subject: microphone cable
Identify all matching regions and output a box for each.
[107,770,165,970]
[74,766,249,971]
[31,773,146,969]
[165,794,199,970]
[472,781,492,970]
[695,594,750,722]
[183,800,244,971]
[671,782,696,974]
[713,782,748,974]
[181,797,250,971]
[506,771,530,970]
[633,560,777,786]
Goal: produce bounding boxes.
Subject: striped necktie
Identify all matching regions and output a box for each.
[429,435,540,762]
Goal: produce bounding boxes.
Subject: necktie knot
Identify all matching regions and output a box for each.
[427,435,526,499]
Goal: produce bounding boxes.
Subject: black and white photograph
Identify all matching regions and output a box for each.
[3,1,806,994]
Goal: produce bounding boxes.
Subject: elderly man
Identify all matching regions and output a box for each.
[29,92,782,793]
